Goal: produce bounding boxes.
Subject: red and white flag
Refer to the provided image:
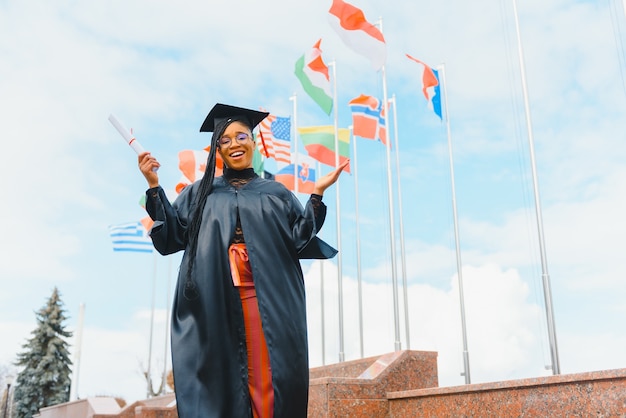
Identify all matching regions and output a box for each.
[328,0,386,71]
[175,148,223,194]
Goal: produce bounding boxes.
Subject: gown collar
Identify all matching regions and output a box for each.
[223,167,257,187]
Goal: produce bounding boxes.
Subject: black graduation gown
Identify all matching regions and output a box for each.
[145,175,337,418]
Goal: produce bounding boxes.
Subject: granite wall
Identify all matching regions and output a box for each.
[32,351,626,417]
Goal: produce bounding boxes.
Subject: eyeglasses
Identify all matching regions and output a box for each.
[219,133,251,147]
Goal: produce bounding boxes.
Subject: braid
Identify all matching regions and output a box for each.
[182,123,223,300]
[182,116,251,300]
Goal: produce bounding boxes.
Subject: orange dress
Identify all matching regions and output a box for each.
[229,242,275,418]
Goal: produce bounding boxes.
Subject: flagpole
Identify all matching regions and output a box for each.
[69,302,85,401]
[290,94,300,194]
[293,92,328,366]
[350,126,364,358]
[389,95,410,350]
[438,64,471,384]
[320,256,326,365]
[512,0,560,375]
[329,60,345,362]
[147,252,157,398]
[293,93,328,366]
[318,162,327,366]
[378,19,402,352]
[161,257,172,394]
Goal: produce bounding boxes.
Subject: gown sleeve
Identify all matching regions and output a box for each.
[292,192,337,260]
[309,193,326,231]
[144,186,191,255]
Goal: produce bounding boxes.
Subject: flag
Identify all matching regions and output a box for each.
[275,153,317,194]
[298,126,350,172]
[258,113,291,166]
[348,94,389,146]
[406,54,442,119]
[328,0,386,71]
[294,39,333,115]
[252,144,265,176]
[378,99,388,145]
[348,94,378,140]
[138,196,155,231]
[140,216,154,232]
[109,221,153,253]
[175,148,224,194]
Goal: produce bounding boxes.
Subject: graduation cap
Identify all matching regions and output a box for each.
[199,103,269,133]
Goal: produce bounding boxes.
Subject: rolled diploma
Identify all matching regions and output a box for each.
[108,114,146,155]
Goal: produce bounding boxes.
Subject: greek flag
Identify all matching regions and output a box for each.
[109,221,153,253]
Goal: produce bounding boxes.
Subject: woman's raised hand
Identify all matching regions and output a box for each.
[313,159,350,196]
[138,152,161,188]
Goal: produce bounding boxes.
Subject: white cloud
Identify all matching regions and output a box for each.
[71,308,171,402]
[305,261,551,386]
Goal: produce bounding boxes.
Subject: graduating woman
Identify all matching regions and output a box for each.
[138,103,348,418]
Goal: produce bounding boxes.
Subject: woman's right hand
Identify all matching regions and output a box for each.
[138,152,161,188]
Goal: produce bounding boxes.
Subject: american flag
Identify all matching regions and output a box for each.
[258,114,292,166]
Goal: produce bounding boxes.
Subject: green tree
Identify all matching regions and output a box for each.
[12,287,73,418]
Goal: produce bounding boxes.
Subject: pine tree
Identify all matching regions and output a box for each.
[13,287,73,418]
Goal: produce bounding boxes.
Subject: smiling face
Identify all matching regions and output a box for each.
[217,120,255,171]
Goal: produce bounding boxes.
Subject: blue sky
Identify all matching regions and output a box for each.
[2,0,626,403]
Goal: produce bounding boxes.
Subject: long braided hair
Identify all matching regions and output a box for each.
[182,116,251,300]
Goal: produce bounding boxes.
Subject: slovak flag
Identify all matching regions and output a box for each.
[328,0,386,71]
[348,94,389,146]
[406,54,442,119]
[275,153,317,194]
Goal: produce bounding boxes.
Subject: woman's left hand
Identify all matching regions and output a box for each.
[313,159,350,195]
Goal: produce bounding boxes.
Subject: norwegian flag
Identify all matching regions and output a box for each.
[348,94,389,146]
